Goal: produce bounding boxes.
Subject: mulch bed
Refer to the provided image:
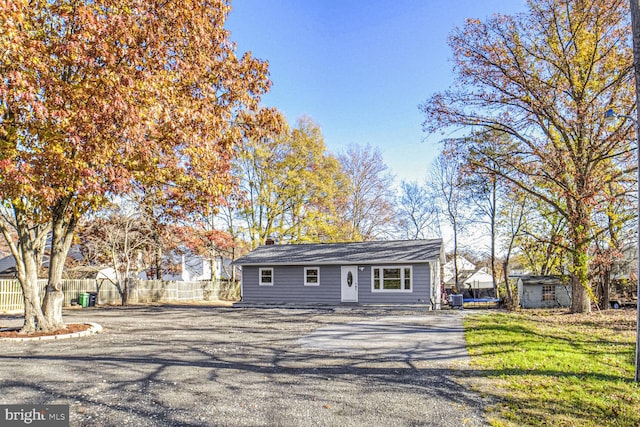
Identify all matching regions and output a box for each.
[0,323,91,338]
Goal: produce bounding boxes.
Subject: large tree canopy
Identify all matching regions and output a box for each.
[0,0,279,331]
[337,144,396,241]
[421,0,635,313]
[232,117,349,246]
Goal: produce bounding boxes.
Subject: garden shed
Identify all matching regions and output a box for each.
[517,275,572,308]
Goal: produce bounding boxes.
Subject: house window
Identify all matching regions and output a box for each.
[372,266,412,292]
[542,284,555,301]
[304,267,320,286]
[259,268,273,286]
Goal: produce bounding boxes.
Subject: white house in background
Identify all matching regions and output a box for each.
[161,251,212,281]
[462,267,497,299]
[213,256,235,281]
[149,250,235,281]
[96,267,118,281]
[443,256,477,287]
[463,267,494,290]
[96,251,234,282]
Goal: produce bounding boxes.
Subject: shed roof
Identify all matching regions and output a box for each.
[517,275,565,286]
[234,239,444,266]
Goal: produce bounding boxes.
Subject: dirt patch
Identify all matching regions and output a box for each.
[520,307,637,330]
[0,323,91,338]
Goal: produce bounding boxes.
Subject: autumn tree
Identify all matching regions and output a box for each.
[169,218,234,288]
[429,153,472,289]
[515,200,570,276]
[0,0,278,332]
[129,189,235,282]
[421,0,635,313]
[215,190,249,273]
[395,180,440,240]
[337,144,396,241]
[78,204,155,305]
[459,135,503,295]
[589,179,636,309]
[233,117,349,246]
[0,231,10,258]
[496,189,528,308]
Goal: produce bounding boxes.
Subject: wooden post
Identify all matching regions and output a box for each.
[629,0,640,383]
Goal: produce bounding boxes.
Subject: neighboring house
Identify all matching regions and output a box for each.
[0,255,17,278]
[161,251,212,282]
[517,275,572,308]
[462,267,496,299]
[234,239,445,307]
[154,251,236,281]
[443,256,477,290]
[96,267,118,281]
[96,251,235,282]
[213,256,237,281]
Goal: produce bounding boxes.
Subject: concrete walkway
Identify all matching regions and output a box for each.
[1,306,489,427]
[299,314,470,367]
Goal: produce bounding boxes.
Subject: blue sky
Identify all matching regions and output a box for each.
[225,0,527,184]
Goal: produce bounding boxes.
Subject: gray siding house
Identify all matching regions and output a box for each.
[517,275,572,308]
[234,239,444,307]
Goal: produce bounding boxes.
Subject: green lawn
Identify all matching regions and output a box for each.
[464,309,640,426]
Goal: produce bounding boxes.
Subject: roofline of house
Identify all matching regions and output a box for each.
[235,258,440,266]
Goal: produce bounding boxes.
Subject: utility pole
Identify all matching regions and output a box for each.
[629,0,640,383]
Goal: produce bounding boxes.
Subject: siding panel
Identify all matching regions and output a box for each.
[242,265,341,304]
[358,264,431,305]
[520,284,572,308]
[242,263,432,305]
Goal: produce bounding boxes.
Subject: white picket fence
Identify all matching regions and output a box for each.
[0,278,240,312]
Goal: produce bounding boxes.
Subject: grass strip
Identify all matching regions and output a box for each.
[464,309,640,426]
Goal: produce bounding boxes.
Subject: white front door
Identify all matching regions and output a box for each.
[341,266,358,302]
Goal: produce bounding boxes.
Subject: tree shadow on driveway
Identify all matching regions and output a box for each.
[0,307,491,427]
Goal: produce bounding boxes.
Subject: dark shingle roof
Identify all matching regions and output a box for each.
[518,275,566,286]
[0,255,17,276]
[234,239,443,265]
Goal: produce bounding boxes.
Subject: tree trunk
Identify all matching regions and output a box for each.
[571,276,591,313]
[43,229,69,329]
[121,277,130,306]
[502,260,515,309]
[41,283,64,329]
[0,205,51,333]
[568,193,593,314]
[19,255,50,333]
[600,271,611,310]
[570,247,592,313]
[155,244,162,280]
[43,198,79,330]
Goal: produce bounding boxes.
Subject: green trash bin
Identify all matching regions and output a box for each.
[79,292,89,308]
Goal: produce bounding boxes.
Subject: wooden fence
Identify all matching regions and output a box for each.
[0,279,240,312]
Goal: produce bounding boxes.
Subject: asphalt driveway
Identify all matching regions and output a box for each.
[0,306,490,426]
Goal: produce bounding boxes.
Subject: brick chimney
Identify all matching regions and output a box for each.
[265,238,275,245]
